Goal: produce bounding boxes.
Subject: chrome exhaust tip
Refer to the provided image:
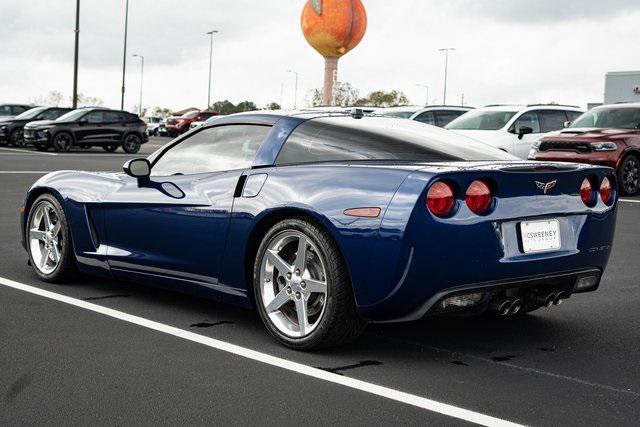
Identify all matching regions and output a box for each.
[544,293,556,308]
[510,298,523,314]
[490,298,513,316]
[554,292,568,306]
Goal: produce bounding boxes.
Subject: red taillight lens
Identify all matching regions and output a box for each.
[465,180,493,214]
[580,177,594,206]
[427,181,455,217]
[600,176,613,205]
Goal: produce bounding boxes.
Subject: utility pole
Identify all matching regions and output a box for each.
[460,93,465,106]
[133,54,144,116]
[287,70,299,109]
[415,83,430,106]
[439,47,455,105]
[206,30,218,109]
[120,0,129,110]
[72,0,80,109]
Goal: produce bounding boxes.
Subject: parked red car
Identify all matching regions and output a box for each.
[529,103,640,195]
[165,111,217,136]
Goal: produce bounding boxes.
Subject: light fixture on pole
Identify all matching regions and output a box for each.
[415,83,430,106]
[206,30,219,110]
[132,54,144,116]
[438,47,455,105]
[287,69,299,109]
[120,0,129,110]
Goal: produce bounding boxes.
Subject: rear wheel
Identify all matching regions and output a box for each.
[52,133,73,152]
[26,194,77,282]
[10,129,25,147]
[122,134,141,154]
[254,218,365,350]
[618,154,640,195]
[103,145,118,152]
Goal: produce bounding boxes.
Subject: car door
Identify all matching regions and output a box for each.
[74,110,107,144]
[510,111,542,159]
[101,124,271,289]
[102,111,128,143]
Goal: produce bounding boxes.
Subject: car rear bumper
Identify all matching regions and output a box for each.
[529,151,618,169]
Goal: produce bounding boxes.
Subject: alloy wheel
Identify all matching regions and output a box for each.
[622,157,639,194]
[123,135,141,153]
[11,129,24,147]
[28,201,64,275]
[53,134,72,152]
[259,230,328,338]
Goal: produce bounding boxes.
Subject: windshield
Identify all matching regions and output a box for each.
[56,109,88,122]
[15,107,48,120]
[571,108,640,130]
[182,111,199,118]
[374,110,417,119]
[446,110,517,130]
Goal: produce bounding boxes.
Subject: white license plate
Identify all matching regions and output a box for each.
[520,219,561,253]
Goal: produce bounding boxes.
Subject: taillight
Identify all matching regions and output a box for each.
[600,176,614,205]
[580,177,595,206]
[427,181,455,217]
[465,180,493,214]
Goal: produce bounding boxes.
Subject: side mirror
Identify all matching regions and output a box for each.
[517,126,533,140]
[563,121,572,128]
[123,158,151,186]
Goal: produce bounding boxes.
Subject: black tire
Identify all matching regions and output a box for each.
[35,144,49,151]
[26,193,77,283]
[617,154,640,196]
[10,129,25,147]
[103,145,118,152]
[122,134,141,154]
[52,132,73,152]
[253,217,366,350]
[153,129,159,137]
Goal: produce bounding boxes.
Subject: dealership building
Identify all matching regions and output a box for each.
[604,71,640,104]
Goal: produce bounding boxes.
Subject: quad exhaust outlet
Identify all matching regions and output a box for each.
[490,292,569,315]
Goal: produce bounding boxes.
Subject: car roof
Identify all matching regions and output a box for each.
[594,102,640,109]
[477,104,583,113]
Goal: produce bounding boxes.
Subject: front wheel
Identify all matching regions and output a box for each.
[618,154,640,195]
[52,133,73,152]
[254,218,365,350]
[26,194,77,282]
[10,129,25,147]
[122,134,141,154]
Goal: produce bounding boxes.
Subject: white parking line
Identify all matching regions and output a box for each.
[0,276,521,427]
[0,147,57,156]
[619,198,640,204]
[0,171,54,174]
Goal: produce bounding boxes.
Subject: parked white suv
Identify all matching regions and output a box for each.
[374,105,473,128]
[445,105,584,158]
[142,116,164,136]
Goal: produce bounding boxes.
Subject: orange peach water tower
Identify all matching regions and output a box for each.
[301,0,367,106]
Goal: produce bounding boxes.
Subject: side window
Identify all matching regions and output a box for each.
[566,111,582,123]
[84,111,104,123]
[103,111,121,122]
[0,105,12,116]
[414,111,435,125]
[539,110,569,133]
[12,106,28,115]
[512,112,540,134]
[39,109,59,120]
[435,111,465,127]
[151,125,270,176]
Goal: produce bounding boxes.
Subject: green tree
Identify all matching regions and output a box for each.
[236,101,258,112]
[307,82,360,107]
[75,93,104,107]
[211,100,237,115]
[265,102,281,110]
[355,90,410,107]
[151,106,173,118]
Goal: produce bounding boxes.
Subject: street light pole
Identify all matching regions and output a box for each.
[438,47,455,105]
[287,70,299,109]
[206,30,218,110]
[120,0,129,110]
[72,0,80,109]
[133,54,144,116]
[415,83,430,106]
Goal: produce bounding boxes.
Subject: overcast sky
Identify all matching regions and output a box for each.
[1,0,639,112]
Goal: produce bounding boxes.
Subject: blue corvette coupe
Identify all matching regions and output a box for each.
[20,111,617,349]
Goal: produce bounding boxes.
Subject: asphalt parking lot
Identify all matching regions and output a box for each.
[1,138,639,426]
